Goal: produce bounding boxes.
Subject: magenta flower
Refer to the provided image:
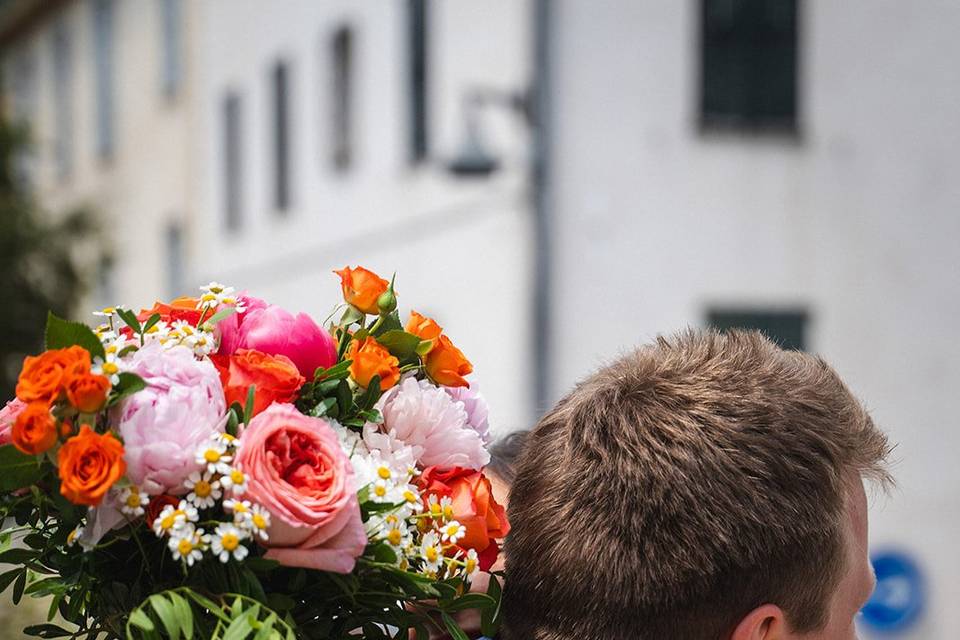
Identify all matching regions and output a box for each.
[217,295,337,379]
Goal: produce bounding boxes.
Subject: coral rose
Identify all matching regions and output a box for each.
[334,266,389,315]
[114,343,227,494]
[57,425,126,506]
[12,402,58,455]
[0,399,27,446]
[16,346,91,405]
[217,295,337,379]
[347,337,400,390]
[235,403,367,573]
[418,466,509,570]
[137,297,204,326]
[65,372,111,413]
[210,349,305,417]
[405,311,443,345]
[424,335,473,388]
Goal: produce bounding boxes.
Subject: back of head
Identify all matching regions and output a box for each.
[502,329,889,640]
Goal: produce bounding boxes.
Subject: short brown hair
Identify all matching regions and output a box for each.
[503,329,890,640]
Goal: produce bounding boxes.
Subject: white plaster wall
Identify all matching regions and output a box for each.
[548,1,960,637]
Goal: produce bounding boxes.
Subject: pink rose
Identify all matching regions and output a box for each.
[235,403,366,573]
[0,399,27,446]
[217,295,337,379]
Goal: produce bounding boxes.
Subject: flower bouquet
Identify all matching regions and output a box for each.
[0,267,508,639]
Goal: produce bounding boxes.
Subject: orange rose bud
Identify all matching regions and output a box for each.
[16,346,91,405]
[424,334,473,388]
[210,349,305,418]
[405,311,443,344]
[57,425,126,506]
[334,266,390,315]
[65,373,111,413]
[12,402,59,455]
[138,296,204,326]
[347,337,401,390]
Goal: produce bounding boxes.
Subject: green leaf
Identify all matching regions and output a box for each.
[169,591,194,640]
[372,310,403,336]
[375,331,422,360]
[0,567,21,593]
[127,608,156,632]
[358,375,382,410]
[444,592,496,613]
[244,385,257,425]
[149,593,181,640]
[142,313,163,334]
[205,306,238,326]
[116,308,142,335]
[22,624,74,638]
[44,312,106,361]
[12,568,26,604]
[107,372,148,407]
[440,612,469,640]
[480,574,504,638]
[0,445,43,493]
[339,305,364,327]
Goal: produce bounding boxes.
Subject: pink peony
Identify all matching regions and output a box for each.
[444,385,491,445]
[235,403,366,573]
[113,343,227,494]
[217,295,337,379]
[0,398,26,446]
[370,377,490,470]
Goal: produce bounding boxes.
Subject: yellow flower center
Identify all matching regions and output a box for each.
[230,470,245,484]
[233,503,248,514]
[204,449,221,463]
[67,529,79,545]
[102,307,116,314]
[443,506,455,520]
[374,484,387,497]
[252,514,267,530]
[430,503,442,517]
[200,293,217,303]
[106,344,118,354]
[194,480,212,498]
[177,539,194,556]
[377,466,391,480]
[125,493,141,508]
[445,525,460,538]
[102,362,119,375]
[222,434,236,442]
[145,324,160,334]
[160,515,176,530]
[387,529,403,546]
[403,490,418,504]
[425,546,439,563]
[465,558,477,574]
[221,533,239,551]
[385,515,398,525]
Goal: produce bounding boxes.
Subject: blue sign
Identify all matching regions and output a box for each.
[860,550,925,633]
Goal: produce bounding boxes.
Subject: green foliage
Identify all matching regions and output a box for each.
[0,444,43,492]
[44,312,106,361]
[0,118,99,400]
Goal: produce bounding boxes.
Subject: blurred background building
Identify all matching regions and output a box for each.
[1,0,957,637]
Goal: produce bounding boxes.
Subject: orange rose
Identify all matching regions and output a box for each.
[405,310,443,345]
[347,337,400,390]
[12,402,59,455]
[418,466,510,570]
[425,335,473,388]
[65,372,111,413]
[16,346,91,405]
[57,425,126,506]
[210,349,306,417]
[334,266,389,314]
[137,296,204,326]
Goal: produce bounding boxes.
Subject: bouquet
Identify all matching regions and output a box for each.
[0,266,508,639]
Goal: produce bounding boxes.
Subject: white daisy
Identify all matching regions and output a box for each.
[382,516,411,550]
[184,471,222,509]
[152,501,199,537]
[223,498,252,522]
[92,351,121,385]
[195,440,232,475]
[198,282,239,310]
[462,548,480,581]
[118,485,149,517]
[244,504,271,541]
[440,520,466,545]
[210,523,249,563]
[168,525,208,566]
[420,531,443,573]
[219,466,248,496]
[92,305,123,318]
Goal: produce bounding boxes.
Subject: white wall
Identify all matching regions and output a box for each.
[548,1,960,637]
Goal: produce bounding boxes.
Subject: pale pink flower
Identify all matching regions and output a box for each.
[444,384,491,445]
[114,343,227,494]
[0,398,26,446]
[371,377,490,470]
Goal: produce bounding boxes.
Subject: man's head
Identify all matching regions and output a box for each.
[503,330,890,640]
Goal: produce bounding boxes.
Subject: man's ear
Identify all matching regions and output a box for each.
[730,604,792,640]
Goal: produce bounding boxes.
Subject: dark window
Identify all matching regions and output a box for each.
[52,21,73,180]
[407,0,428,162]
[160,0,182,97]
[330,26,353,171]
[271,60,291,211]
[222,92,242,231]
[92,0,114,158]
[707,308,808,350]
[700,0,798,132]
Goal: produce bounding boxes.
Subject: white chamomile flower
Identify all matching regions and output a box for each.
[210,523,249,563]
[399,486,423,515]
[66,526,84,547]
[196,440,232,474]
[420,531,443,573]
[426,494,446,520]
[440,520,466,545]
[198,282,238,309]
[245,504,271,541]
[369,479,396,504]
[92,305,123,318]
[92,351,121,385]
[382,516,411,550]
[168,525,208,566]
[94,323,113,339]
[152,501,199,537]
[184,471,222,509]
[218,432,240,449]
[118,485,149,517]
[224,498,252,522]
[141,319,170,343]
[462,548,480,581]
[220,466,249,496]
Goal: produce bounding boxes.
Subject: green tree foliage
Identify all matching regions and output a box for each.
[0,119,97,400]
